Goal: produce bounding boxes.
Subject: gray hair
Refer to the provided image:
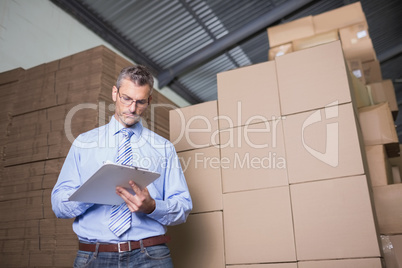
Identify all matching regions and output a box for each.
[116,65,154,95]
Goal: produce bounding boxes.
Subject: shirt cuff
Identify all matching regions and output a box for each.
[147,199,168,223]
[62,196,93,218]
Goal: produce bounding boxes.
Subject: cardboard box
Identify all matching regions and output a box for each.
[27,250,54,267]
[298,258,383,268]
[367,80,398,112]
[392,166,401,184]
[373,183,402,235]
[276,41,352,115]
[362,60,383,84]
[223,186,296,264]
[219,121,288,193]
[343,37,377,63]
[40,233,77,250]
[292,30,339,51]
[0,68,21,152]
[358,102,398,145]
[0,192,43,222]
[348,68,371,108]
[283,103,365,184]
[178,146,223,213]
[388,144,402,171]
[39,218,75,236]
[0,253,30,267]
[268,43,293,61]
[347,59,366,85]
[169,100,219,152]
[0,175,43,201]
[382,235,402,268]
[228,264,297,268]
[339,23,370,46]
[267,16,315,47]
[365,145,393,186]
[13,65,60,116]
[0,219,40,240]
[313,2,368,34]
[385,143,400,159]
[0,67,24,84]
[217,61,280,129]
[340,23,377,62]
[54,250,78,267]
[167,211,225,268]
[43,189,56,219]
[290,175,380,261]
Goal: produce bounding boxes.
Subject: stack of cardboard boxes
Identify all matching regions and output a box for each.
[267,2,400,162]
[169,40,382,268]
[271,1,402,265]
[266,3,402,266]
[169,101,226,267]
[268,3,398,115]
[0,46,177,267]
[267,2,375,65]
[0,69,21,169]
[168,2,402,267]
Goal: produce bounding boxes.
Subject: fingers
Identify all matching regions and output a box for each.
[116,186,137,212]
[129,181,151,202]
[116,182,155,214]
[129,180,143,196]
[119,194,138,212]
[115,181,144,201]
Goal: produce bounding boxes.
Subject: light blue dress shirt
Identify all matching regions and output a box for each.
[51,116,192,243]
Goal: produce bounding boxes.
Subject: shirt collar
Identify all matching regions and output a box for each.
[108,115,143,137]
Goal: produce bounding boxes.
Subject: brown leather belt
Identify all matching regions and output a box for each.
[79,235,171,253]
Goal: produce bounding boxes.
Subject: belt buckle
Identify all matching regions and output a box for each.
[117,242,131,253]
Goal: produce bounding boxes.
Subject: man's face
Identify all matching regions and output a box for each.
[112,78,152,127]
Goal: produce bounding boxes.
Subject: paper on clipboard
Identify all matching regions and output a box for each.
[68,162,160,205]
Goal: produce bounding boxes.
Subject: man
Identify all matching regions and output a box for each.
[52,65,192,267]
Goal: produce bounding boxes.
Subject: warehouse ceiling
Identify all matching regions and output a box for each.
[51,0,402,107]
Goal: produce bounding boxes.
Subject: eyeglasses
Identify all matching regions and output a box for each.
[117,90,149,107]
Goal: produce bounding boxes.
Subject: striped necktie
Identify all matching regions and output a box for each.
[109,128,134,237]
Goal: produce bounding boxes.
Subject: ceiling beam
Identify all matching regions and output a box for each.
[50,0,160,74]
[178,0,240,69]
[157,0,315,88]
[50,0,202,104]
[378,43,402,63]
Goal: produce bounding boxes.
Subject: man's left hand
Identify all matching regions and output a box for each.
[116,181,156,214]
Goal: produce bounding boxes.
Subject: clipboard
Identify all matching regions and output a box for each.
[68,162,160,205]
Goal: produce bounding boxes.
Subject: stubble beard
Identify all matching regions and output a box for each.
[123,113,140,127]
[115,110,141,127]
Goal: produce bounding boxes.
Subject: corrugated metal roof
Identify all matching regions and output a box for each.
[52,0,402,109]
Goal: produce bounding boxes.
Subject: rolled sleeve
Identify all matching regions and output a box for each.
[51,139,94,218]
[147,143,192,225]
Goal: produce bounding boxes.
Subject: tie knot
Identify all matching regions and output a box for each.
[120,128,134,139]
